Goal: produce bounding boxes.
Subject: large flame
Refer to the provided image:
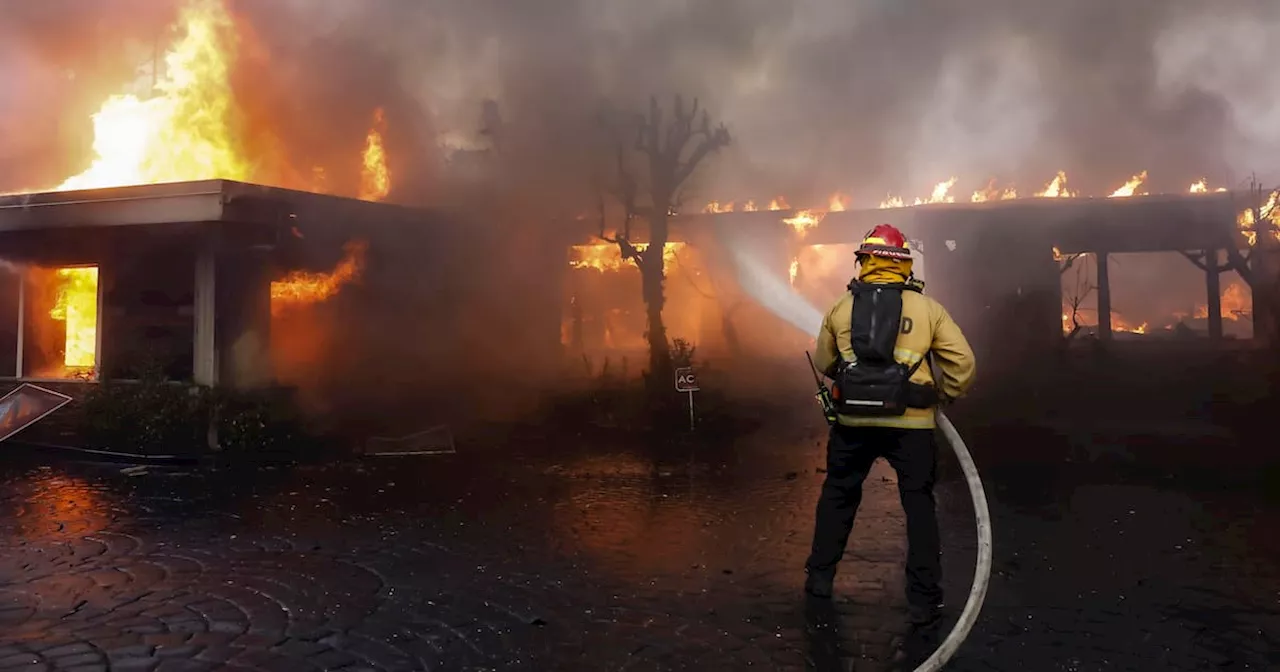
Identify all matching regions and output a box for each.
[358,108,391,201]
[1036,171,1077,198]
[1108,171,1149,198]
[56,0,248,192]
[569,242,685,272]
[1237,190,1280,247]
[48,267,99,371]
[270,240,368,316]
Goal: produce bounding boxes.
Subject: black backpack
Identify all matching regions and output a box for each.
[833,282,936,417]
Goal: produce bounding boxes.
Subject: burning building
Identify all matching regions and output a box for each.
[562,184,1277,380]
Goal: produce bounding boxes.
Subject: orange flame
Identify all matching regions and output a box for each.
[271,240,368,315]
[828,193,848,212]
[743,200,758,212]
[55,0,249,192]
[783,209,824,237]
[49,267,99,372]
[1237,190,1280,247]
[1108,171,1149,198]
[1036,171,1076,198]
[768,197,789,211]
[569,242,685,272]
[358,108,390,201]
[703,201,735,214]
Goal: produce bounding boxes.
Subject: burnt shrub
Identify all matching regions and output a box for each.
[77,370,321,457]
[78,374,210,455]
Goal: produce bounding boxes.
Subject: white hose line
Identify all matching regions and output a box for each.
[914,410,993,672]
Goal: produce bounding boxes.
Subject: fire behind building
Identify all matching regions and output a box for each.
[563,183,1278,380]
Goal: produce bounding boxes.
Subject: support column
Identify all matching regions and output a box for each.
[14,270,24,378]
[193,244,217,386]
[1205,250,1223,340]
[1096,251,1112,340]
[217,250,273,389]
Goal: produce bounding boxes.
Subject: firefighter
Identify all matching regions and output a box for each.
[804,223,976,625]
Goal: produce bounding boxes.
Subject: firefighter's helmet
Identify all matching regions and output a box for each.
[855,223,912,260]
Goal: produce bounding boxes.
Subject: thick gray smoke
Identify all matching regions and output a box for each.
[2,0,1277,204]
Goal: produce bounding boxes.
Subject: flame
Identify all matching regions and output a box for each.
[703,201,735,214]
[789,258,799,286]
[1108,171,1149,198]
[828,193,848,212]
[569,242,685,272]
[768,198,789,211]
[1193,281,1253,322]
[270,240,368,315]
[1189,180,1207,194]
[1036,171,1076,198]
[49,267,99,371]
[783,209,824,237]
[920,177,958,204]
[879,195,906,209]
[971,180,1018,203]
[743,200,758,212]
[358,108,390,201]
[1237,190,1280,247]
[55,0,249,192]
[1052,246,1064,262]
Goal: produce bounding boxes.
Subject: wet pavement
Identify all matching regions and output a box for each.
[0,415,1277,671]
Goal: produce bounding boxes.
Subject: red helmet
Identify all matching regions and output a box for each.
[856,223,912,260]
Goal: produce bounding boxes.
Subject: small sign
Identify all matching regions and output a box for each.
[675,367,699,392]
[0,384,73,444]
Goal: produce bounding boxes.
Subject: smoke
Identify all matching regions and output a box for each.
[2,0,1277,202]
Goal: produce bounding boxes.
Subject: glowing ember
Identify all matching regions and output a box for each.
[358,108,391,201]
[271,240,368,315]
[1036,171,1076,198]
[828,194,848,212]
[55,0,249,192]
[1108,170,1148,198]
[49,267,99,371]
[568,242,685,272]
[783,209,824,237]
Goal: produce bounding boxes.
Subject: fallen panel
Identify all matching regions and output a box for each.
[364,425,456,456]
[0,384,74,443]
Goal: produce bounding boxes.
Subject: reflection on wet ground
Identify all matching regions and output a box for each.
[0,416,1277,670]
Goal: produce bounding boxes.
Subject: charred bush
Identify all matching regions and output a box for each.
[76,366,323,457]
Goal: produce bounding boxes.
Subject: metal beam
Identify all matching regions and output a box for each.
[1206,250,1223,340]
[1097,251,1112,340]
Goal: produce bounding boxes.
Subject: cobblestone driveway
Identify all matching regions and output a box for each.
[0,420,1276,671]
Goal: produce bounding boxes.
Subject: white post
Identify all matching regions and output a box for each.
[94,265,105,380]
[688,391,695,430]
[14,269,24,378]
[193,245,217,386]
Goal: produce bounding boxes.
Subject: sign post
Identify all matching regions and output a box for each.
[674,367,699,430]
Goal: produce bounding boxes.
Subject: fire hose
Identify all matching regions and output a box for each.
[913,409,992,671]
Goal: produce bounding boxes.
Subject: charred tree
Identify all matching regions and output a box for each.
[596,95,730,389]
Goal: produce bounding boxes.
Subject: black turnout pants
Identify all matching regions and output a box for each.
[805,425,943,607]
